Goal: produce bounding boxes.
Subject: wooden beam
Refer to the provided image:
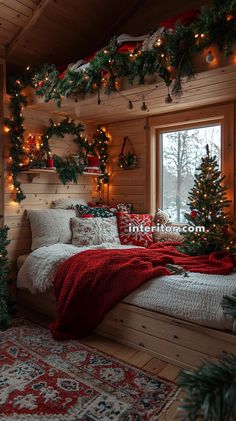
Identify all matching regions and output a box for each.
[6,0,51,57]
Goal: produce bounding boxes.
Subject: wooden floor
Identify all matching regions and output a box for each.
[21,307,183,420]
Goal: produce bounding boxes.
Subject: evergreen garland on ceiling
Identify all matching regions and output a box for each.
[31,0,236,106]
[0,222,11,330]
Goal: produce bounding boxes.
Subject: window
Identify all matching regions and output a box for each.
[159,125,221,223]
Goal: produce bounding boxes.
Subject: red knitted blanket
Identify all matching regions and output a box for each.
[49,243,234,340]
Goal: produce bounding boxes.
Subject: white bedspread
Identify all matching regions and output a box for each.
[17,243,236,331]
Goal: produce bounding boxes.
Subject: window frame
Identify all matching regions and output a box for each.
[146,103,235,222]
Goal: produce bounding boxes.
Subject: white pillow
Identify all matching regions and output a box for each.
[28,209,76,250]
[52,197,87,209]
[71,217,121,247]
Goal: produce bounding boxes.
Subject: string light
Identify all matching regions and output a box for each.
[128,100,133,110]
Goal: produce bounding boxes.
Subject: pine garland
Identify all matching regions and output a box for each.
[4,78,28,202]
[0,223,11,330]
[93,127,110,191]
[31,0,236,105]
[39,117,89,185]
[178,354,236,421]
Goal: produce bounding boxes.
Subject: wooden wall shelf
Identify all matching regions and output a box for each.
[20,168,102,182]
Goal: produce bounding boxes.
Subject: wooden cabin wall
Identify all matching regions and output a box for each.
[107,118,148,212]
[3,108,97,278]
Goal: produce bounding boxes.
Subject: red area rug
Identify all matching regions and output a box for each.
[0,320,178,420]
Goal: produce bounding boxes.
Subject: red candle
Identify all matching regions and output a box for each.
[47,157,54,168]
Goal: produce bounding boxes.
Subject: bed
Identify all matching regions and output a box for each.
[17,242,236,370]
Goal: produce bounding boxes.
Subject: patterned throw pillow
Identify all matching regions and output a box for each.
[76,204,116,218]
[87,202,132,214]
[116,213,153,247]
[71,217,121,246]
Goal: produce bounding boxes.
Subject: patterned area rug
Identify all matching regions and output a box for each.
[0,320,178,420]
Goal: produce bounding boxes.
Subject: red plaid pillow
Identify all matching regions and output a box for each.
[116,213,153,247]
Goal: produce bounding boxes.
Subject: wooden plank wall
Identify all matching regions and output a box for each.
[3,108,97,278]
[107,118,148,212]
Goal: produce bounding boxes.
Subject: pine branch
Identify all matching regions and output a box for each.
[178,354,236,421]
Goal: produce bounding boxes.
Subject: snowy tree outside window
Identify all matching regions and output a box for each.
[160,125,221,223]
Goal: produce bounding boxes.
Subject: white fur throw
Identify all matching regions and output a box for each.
[28,209,76,250]
[71,217,121,246]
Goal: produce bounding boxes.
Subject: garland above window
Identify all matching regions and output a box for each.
[31,0,236,106]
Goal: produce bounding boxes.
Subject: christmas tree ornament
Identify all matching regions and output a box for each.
[205,50,214,63]
[222,224,229,234]
[190,210,197,219]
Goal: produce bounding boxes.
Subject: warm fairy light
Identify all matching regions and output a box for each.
[3,126,10,133]
[200,33,205,38]
[26,65,30,71]
[194,34,199,38]
[227,14,234,21]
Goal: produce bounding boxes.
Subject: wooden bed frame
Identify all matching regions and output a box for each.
[17,287,236,370]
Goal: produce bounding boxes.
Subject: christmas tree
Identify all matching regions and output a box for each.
[0,221,11,329]
[179,145,235,255]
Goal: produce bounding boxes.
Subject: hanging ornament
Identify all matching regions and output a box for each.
[128,100,133,110]
[165,86,173,104]
[97,89,101,105]
[190,210,198,219]
[141,96,148,111]
[205,50,214,64]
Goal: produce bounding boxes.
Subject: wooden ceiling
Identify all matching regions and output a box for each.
[0,0,209,68]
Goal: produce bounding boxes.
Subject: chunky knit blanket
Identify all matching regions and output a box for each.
[50,243,234,339]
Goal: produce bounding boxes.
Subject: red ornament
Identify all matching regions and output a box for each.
[190,210,197,219]
[222,225,229,234]
[38,80,45,87]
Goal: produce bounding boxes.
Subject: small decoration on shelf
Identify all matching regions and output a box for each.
[83,154,102,174]
[118,137,138,170]
[47,154,55,169]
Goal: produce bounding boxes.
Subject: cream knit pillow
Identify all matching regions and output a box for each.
[28,209,76,250]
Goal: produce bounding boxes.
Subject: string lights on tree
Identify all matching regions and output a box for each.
[179,145,235,255]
